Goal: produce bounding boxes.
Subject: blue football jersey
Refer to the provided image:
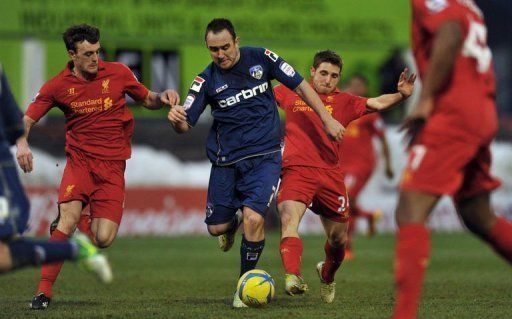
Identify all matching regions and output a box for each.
[184,47,303,165]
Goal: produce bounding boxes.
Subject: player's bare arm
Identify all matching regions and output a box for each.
[143,89,180,110]
[294,80,345,141]
[366,68,416,112]
[15,115,36,173]
[168,104,190,133]
[402,21,463,142]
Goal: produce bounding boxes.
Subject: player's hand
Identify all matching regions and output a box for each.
[160,89,180,106]
[323,117,345,141]
[400,97,434,146]
[397,68,417,99]
[16,138,34,173]
[168,104,187,125]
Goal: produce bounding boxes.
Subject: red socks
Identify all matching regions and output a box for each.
[280,237,303,276]
[393,224,430,319]
[487,217,512,263]
[37,229,70,298]
[321,240,345,283]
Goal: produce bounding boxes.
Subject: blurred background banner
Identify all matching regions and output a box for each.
[0,0,510,235]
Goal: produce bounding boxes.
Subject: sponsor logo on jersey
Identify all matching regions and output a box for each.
[264,49,279,62]
[215,84,228,93]
[249,65,263,79]
[190,76,205,92]
[218,82,269,108]
[279,61,295,77]
[69,97,114,114]
[183,94,195,110]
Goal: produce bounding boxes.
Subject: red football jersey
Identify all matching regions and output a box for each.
[412,0,497,140]
[274,84,368,169]
[26,60,149,160]
[340,112,385,170]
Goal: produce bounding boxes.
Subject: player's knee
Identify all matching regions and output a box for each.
[244,213,264,231]
[94,231,115,248]
[207,224,227,237]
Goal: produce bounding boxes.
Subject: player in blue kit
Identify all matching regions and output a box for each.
[168,18,344,307]
[0,65,111,283]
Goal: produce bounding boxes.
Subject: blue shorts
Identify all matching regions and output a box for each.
[0,151,30,240]
[205,152,281,225]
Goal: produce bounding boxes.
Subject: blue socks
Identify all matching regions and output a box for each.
[239,235,265,277]
[7,238,77,270]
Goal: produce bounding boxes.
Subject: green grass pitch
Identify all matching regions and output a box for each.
[1,233,511,318]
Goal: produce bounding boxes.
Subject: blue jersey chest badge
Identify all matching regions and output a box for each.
[249,65,263,80]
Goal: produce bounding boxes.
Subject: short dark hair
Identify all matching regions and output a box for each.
[62,24,100,52]
[205,18,237,42]
[350,74,369,85]
[312,50,343,71]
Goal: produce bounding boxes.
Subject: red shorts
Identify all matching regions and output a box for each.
[277,166,349,223]
[343,165,374,200]
[399,132,501,202]
[58,150,126,224]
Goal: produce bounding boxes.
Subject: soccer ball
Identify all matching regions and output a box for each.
[237,269,275,307]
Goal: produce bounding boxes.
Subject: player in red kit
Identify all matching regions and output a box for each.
[275,50,415,303]
[393,1,512,318]
[341,75,394,259]
[15,24,179,310]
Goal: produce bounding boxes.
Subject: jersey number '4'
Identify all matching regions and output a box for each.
[462,20,492,73]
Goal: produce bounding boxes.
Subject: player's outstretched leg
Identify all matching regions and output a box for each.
[27,233,112,310]
[218,210,243,252]
[234,208,265,308]
[316,217,349,303]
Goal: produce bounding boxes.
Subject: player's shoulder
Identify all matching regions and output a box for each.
[103,61,132,74]
[242,46,280,63]
[43,66,71,91]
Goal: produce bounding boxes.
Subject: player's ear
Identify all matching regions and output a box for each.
[310,66,316,78]
[68,50,76,60]
[234,36,240,47]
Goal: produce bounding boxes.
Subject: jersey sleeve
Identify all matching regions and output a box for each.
[120,63,149,102]
[348,94,369,122]
[0,70,24,145]
[25,80,55,122]
[262,48,303,90]
[273,84,287,109]
[184,75,209,127]
[415,0,467,34]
